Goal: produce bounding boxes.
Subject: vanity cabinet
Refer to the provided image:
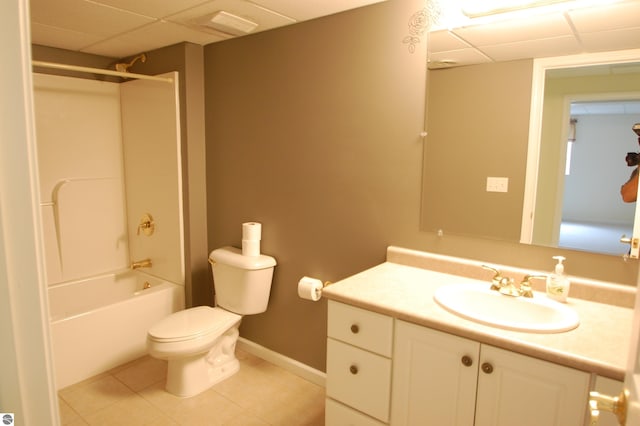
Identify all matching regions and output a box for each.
[391,320,591,425]
[325,301,393,424]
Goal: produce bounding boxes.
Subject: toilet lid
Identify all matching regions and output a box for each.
[148,306,241,343]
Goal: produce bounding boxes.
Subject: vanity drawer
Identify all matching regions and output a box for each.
[325,398,387,426]
[327,301,393,356]
[326,338,391,423]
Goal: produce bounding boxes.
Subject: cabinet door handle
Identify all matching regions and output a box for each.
[349,365,358,375]
[481,362,494,374]
[350,324,359,334]
[461,355,473,367]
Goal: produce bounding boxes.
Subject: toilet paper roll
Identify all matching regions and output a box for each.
[298,276,323,302]
[242,222,262,241]
[242,239,261,256]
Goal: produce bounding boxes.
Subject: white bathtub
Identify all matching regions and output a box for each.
[48,270,184,389]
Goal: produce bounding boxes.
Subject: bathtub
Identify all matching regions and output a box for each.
[48,270,184,389]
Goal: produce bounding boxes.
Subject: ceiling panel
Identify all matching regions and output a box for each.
[428,0,640,69]
[29,0,387,59]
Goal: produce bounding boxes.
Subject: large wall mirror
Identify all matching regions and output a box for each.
[421,0,640,257]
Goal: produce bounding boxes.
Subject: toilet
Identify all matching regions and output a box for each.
[147,246,276,397]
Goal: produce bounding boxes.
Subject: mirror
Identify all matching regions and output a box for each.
[421,0,640,256]
[523,53,640,256]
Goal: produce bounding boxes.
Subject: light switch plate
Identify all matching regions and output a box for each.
[487,177,509,192]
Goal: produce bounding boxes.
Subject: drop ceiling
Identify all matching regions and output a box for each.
[29,0,640,65]
[29,0,387,58]
[429,0,640,68]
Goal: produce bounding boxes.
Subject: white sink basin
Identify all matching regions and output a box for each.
[434,283,579,333]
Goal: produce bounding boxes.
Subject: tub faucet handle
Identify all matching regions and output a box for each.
[136,213,155,236]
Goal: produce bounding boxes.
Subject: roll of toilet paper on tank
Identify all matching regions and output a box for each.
[298,277,323,302]
[242,239,260,257]
[242,222,262,241]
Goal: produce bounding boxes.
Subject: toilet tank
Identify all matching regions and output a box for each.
[209,246,276,315]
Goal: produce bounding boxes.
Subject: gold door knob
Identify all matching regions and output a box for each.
[481,362,494,374]
[589,389,628,425]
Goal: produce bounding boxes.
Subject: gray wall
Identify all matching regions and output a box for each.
[423,60,533,241]
[204,0,429,370]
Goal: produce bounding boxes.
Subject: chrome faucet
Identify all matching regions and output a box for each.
[482,265,545,298]
[131,258,152,269]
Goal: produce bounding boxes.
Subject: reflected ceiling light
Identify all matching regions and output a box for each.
[462,0,571,17]
[461,0,620,18]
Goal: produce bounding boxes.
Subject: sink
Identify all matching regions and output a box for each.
[433,283,579,333]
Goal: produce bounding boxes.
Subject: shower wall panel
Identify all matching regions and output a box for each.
[120,73,185,286]
[33,73,128,285]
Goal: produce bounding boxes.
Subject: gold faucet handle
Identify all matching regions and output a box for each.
[482,264,504,290]
[519,274,547,298]
[137,213,155,236]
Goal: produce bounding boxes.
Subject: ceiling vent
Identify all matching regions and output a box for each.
[203,11,259,36]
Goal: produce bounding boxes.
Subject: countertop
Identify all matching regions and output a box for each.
[322,249,635,381]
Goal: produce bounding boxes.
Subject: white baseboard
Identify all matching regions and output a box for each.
[237,337,326,387]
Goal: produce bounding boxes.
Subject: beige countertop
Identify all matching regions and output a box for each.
[322,248,635,381]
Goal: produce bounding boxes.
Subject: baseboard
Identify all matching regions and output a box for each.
[237,337,326,387]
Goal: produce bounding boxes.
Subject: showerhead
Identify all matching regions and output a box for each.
[115,53,147,73]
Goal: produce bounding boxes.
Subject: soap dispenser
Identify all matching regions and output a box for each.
[546,256,570,303]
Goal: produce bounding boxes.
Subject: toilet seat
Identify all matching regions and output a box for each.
[148,306,241,343]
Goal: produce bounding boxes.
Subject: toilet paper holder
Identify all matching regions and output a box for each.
[298,276,333,302]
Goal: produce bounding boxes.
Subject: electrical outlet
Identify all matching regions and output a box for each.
[486,177,509,192]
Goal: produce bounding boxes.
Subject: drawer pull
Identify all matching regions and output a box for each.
[350,324,359,334]
[461,355,473,367]
[481,362,494,374]
[349,365,359,375]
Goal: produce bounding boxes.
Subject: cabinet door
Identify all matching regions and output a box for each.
[475,345,590,426]
[391,321,480,426]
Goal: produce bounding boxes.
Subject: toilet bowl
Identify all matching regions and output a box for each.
[147,306,242,397]
[147,246,276,397]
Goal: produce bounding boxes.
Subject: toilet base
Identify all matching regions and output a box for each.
[164,325,240,397]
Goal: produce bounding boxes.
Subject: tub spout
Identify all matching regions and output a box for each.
[131,258,152,269]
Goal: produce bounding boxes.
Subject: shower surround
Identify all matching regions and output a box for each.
[33,72,185,389]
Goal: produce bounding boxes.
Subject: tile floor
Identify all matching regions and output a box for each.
[58,349,325,425]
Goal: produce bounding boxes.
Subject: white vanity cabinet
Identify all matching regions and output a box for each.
[391,320,591,426]
[325,301,393,425]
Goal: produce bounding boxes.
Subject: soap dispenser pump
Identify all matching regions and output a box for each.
[546,256,570,303]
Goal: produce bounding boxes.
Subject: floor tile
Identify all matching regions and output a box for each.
[57,350,325,426]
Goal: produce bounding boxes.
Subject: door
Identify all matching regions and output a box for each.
[622,273,640,424]
[590,261,640,425]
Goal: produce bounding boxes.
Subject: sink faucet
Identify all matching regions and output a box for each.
[481,265,545,298]
[131,258,152,269]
